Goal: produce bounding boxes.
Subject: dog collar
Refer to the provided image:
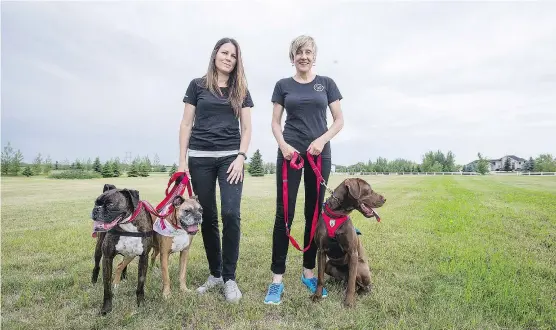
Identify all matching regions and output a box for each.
[109,228,155,237]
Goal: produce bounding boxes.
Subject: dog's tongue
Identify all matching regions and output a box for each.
[186,224,199,234]
[372,209,381,222]
[93,216,121,232]
[361,204,381,222]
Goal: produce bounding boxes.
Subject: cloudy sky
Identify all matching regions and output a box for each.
[2,1,555,166]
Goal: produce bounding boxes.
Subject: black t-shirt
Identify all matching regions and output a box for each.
[183,78,254,151]
[271,75,342,158]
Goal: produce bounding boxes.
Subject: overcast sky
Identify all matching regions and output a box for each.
[2,1,555,166]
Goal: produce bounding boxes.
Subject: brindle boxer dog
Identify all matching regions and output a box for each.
[91,184,128,284]
[91,184,154,315]
[112,195,203,299]
[312,178,386,307]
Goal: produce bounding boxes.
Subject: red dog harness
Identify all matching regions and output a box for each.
[322,204,349,238]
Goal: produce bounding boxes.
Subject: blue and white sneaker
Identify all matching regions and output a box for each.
[301,274,328,297]
[264,282,284,305]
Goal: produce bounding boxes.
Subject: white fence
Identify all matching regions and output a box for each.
[332,171,556,176]
[333,172,478,176]
[494,171,556,176]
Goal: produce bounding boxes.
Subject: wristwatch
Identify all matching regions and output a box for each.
[238,152,247,160]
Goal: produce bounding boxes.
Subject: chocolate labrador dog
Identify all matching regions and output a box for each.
[312,178,386,307]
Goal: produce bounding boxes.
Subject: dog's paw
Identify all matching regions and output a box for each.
[343,297,355,308]
[180,285,192,293]
[311,293,323,302]
[112,283,119,292]
[357,284,372,295]
[162,289,171,299]
[100,303,112,316]
[137,294,145,307]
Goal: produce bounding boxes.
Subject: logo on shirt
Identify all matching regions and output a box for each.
[313,83,325,92]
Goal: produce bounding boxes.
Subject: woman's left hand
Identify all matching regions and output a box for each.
[227,156,245,184]
[307,138,326,156]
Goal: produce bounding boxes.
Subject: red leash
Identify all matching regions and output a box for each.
[282,151,323,252]
[116,172,193,226]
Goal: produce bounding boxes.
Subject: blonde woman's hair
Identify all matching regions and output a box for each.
[289,35,318,62]
[202,37,248,117]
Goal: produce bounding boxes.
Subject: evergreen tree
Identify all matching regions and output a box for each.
[1,142,14,175]
[143,156,152,173]
[93,157,102,173]
[32,153,43,175]
[525,157,535,171]
[11,150,24,175]
[169,163,177,176]
[128,160,139,177]
[248,149,264,177]
[139,163,149,177]
[75,159,84,170]
[503,157,512,171]
[54,161,59,170]
[22,166,33,177]
[102,161,113,178]
[112,161,121,177]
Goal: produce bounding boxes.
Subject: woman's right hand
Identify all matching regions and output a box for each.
[177,165,190,179]
[280,143,299,160]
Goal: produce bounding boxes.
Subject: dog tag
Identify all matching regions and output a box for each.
[329,219,336,227]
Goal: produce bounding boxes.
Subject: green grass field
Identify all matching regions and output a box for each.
[2,174,555,330]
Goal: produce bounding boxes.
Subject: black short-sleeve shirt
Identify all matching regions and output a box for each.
[183,78,254,151]
[271,75,342,158]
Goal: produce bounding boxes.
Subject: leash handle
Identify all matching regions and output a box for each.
[156,171,193,213]
[289,152,304,170]
[167,171,192,197]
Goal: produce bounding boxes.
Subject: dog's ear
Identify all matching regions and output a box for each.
[103,184,117,193]
[121,189,140,210]
[191,195,199,202]
[344,178,362,201]
[172,195,185,208]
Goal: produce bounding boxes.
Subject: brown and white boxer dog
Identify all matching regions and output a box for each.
[112,195,203,299]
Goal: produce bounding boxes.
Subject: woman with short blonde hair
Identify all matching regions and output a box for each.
[265,35,345,304]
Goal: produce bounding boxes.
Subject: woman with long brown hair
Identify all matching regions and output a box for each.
[178,37,253,303]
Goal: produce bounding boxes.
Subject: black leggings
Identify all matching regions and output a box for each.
[188,155,242,282]
[270,150,331,275]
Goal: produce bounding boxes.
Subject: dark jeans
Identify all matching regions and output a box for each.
[188,155,243,283]
[271,150,331,275]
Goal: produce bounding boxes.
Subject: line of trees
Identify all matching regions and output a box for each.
[1,142,168,178]
[3,141,555,179]
[334,150,460,174]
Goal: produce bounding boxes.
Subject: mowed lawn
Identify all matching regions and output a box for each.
[1,174,555,330]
